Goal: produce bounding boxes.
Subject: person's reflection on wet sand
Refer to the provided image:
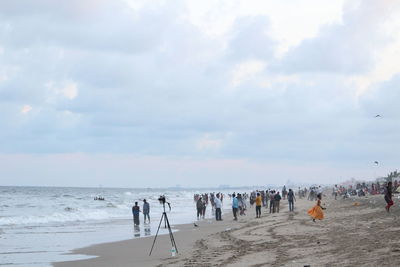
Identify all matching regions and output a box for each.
[133,225,141,238]
[144,224,151,236]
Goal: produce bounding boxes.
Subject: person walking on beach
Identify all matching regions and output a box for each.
[384,181,394,212]
[307,193,325,222]
[255,192,262,218]
[143,199,150,224]
[238,193,246,216]
[215,193,222,221]
[261,190,266,207]
[269,190,275,213]
[287,189,296,212]
[196,197,203,220]
[282,185,287,200]
[265,190,270,209]
[333,185,338,200]
[132,202,140,226]
[232,193,239,221]
[201,197,207,219]
[274,191,282,213]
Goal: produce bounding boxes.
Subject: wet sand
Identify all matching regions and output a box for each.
[54,194,400,266]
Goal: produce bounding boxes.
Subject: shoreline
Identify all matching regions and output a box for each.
[53,208,239,267]
[54,194,400,266]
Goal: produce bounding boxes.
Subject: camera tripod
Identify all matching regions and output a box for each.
[149,202,178,256]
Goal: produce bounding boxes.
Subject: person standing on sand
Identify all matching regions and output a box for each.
[255,192,262,218]
[333,185,338,200]
[265,190,269,209]
[287,189,296,212]
[282,185,287,200]
[384,181,394,212]
[215,193,222,221]
[307,193,325,222]
[232,193,239,220]
[202,197,207,219]
[269,190,275,213]
[132,202,140,226]
[274,191,282,213]
[143,199,150,224]
[196,197,203,220]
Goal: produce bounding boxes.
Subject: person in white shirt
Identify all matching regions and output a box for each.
[214,193,222,221]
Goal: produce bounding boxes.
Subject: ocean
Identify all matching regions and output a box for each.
[0,186,247,266]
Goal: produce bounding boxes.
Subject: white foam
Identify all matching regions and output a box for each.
[0,209,128,226]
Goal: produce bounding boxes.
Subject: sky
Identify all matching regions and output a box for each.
[0,0,399,188]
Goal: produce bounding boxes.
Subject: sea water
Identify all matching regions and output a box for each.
[0,186,246,266]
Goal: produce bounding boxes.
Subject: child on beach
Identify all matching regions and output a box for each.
[307,193,324,222]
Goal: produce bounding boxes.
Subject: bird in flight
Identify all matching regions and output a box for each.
[374,161,379,165]
[375,115,381,117]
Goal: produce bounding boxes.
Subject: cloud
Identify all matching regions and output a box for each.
[227,16,276,61]
[46,80,79,100]
[276,0,399,74]
[230,60,266,88]
[0,0,399,186]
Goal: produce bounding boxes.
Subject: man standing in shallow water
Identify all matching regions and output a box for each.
[132,202,140,226]
[143,199,150,224]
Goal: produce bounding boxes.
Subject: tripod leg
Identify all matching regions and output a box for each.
[164,213,178,254]
[149,213,164,256]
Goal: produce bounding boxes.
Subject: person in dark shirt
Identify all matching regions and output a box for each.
[287,189,296,212]
[132,202,140,226]
[143,199,150,223]
[274,192,282,213]
[196,197,203,220]
[385,182,393,212]
[269,191,275,213]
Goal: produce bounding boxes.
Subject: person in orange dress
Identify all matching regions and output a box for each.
[307,193,325,222]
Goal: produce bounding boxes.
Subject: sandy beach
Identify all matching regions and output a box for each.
[54,194,400,267]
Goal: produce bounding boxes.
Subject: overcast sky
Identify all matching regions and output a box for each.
[1,0,399,188]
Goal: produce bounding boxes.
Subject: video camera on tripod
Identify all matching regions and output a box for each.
[158,195,171,211]
[149,195,177,256]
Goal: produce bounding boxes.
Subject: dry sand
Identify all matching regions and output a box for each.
[54,194,400,267]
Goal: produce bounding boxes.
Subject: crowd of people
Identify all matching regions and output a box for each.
[194,186,301,222]
[332,180,397,212]
[129,180,397,227]
[332,180,399,199]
